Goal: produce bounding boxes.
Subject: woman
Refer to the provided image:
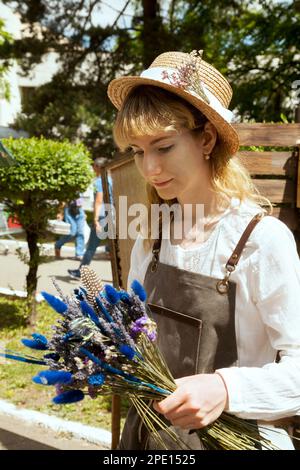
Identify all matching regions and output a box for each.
[107,51,300,450]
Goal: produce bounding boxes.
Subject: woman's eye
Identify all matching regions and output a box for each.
[158,145,173,153]
[132,149,144,157]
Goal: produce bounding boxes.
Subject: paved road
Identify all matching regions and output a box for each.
[0,414,105,450]
[0,244,113,297]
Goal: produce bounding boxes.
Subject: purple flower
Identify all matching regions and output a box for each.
[130,316,157,342]
[147,331,157,342]
[160,52,210,104]
[161,70,169,80]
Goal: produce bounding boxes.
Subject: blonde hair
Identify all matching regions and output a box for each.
[113,86,272,250]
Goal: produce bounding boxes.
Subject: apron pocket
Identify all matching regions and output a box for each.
[148,303,202,378]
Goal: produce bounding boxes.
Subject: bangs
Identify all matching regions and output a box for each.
[113,86,206,151]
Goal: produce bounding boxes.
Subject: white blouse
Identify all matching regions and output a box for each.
[127,198,300,430]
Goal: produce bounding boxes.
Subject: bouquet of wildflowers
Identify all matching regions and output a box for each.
[1,267,280,450]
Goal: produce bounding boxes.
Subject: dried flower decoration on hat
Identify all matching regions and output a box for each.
[161,50,210,104]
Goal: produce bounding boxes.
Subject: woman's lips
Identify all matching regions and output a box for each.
[153,178,173,188]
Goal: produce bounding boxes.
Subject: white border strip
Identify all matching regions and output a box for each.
[0,287,44,302]
[0,399,112,447]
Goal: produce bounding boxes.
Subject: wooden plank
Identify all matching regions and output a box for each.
[234,123,300,146]
[238,151,297,177]
[106,152,132,172]
[104,156,145,451]
[102,169,121,291]
[106,156,147,289]
[270,207,300,231]
[253,178,296,204]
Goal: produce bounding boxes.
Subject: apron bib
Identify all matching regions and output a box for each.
[119,213,264,450]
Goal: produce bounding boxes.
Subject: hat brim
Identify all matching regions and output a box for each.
[108,76,239,156]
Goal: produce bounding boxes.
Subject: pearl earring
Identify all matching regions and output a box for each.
[204,154,210,160]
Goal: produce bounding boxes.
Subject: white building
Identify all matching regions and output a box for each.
[0,2,60,137]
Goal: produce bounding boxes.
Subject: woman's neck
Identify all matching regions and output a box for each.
[177,190,230,225]
[170,193,231,247]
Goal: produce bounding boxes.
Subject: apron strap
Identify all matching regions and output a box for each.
[226,212,264,271]
[150,211,265,279]
[150,228,162,272]
[217,212,265,294]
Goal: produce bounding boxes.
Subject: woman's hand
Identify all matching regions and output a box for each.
[153,373,228,430]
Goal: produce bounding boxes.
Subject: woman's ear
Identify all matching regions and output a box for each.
[201,122,218,155]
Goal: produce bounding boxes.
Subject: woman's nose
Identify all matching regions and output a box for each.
[142,153,162,177]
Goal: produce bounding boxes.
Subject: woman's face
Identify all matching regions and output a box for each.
[130,124,215,204]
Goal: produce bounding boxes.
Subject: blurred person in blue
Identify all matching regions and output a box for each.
[68,157,113,280]
[54,196,85,260]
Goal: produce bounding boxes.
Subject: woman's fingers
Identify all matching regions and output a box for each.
[153,373,228,430]
[153,387,186,414]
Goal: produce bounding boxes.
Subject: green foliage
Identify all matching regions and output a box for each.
[14,76,115,158]
[0,136,93,236]
[0,137,93,202]
[2,0,299,151]
[0,137,93,308]
[0,18,13,99]
[169,0,300,122]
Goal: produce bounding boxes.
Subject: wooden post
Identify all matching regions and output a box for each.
[102,168,122,449]
[111,395,121,449]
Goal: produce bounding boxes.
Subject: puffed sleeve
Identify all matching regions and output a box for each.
[217,217,300,420]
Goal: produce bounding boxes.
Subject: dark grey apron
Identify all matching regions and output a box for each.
[119,213,264,450]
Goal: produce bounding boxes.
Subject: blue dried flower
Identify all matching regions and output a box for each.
[22,333,49,350]
[95,297,113,323]
[32,333,48,344]
[0,352,45,365]
[41,292,68,314]
[104,284,120,305]
[131,280,147,302]
[33,370,72,386]
[80,301,100,327]
[88,373,106,386]
[80,286,87,296]
[119,344,136,360]
[120,292,132,305]
[44,353,60,361]
[52,390,84,405]
[63,331,75,342]
[74,288,85,301]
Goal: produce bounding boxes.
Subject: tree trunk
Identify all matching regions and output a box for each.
[26,229,40,327]
[141,0,161,67]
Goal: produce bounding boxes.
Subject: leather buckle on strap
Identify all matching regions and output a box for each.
[216,272,232,294]
[217,212,265,295]
[151,248,160,272]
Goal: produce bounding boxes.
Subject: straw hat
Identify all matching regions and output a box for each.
[108,51,239,157]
